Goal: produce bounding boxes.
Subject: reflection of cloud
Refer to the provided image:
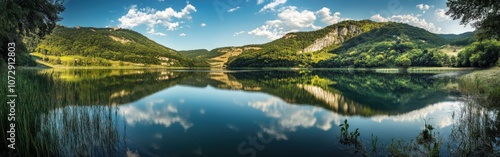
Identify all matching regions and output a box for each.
[120,99,193,130]
[316,113,342,130]
[370,102,460,128]
[260,125,288,140]
[247,97,345,141]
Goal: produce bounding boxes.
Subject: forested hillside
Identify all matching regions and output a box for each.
[316,23,452,67]
[223,20,483,68]
[35,26,208,67]
[179,49,224,60]
[31,21,496,69]
[229,20,387,67]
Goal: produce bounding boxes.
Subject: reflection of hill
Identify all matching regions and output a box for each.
[35,69,194,106]
[315,71,461,114]
[25,69,460,117]
[298,84,385,116]
[226,71,461,116]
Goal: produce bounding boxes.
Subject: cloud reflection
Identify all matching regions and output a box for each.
[248,97,346,140]
[119,99,193,130]
[370,101,460,128]
[247,96,459,141]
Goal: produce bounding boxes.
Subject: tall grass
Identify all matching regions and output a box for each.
[459,69,500,107]
[448,97,500,157]
[0,70,123,156]
[451,68,500,156]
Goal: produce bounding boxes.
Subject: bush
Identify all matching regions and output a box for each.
[456,40,500,67]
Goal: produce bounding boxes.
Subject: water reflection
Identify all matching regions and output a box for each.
[119,99,193,130]
[370,101,459,128]
[0,69,475,156]
[449,96,500,156]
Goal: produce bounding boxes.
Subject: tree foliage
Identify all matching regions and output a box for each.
[456,40,500,67]
[447,0,500,40]
[0,0,64,65]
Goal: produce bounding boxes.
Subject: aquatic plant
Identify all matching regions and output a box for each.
[339,119,361,146]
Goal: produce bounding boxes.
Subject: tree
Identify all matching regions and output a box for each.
[396,55,412,68]
[456,40,500,67]
[446,0,500,40]
[0,0,65,65]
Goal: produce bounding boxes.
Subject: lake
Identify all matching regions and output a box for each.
[1,69,498,156]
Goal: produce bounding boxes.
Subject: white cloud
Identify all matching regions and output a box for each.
[234,31,245,36]
[315,7,345,25]
[179,33,186,37]
[416,4,431,11]
[278,6,317,28]
[370,14,389,22]
[200,23,206,27]
[249,6,318,40]
[164,22,180,31]
[370,14,442,33]
[435,9,452,21]
[416,4,433,13]
[118,4,196,34]
[147,28,167,36]
[227,6,240,12]
[259,0,287,13]
[248,24,283,40]
[257,0,265,5]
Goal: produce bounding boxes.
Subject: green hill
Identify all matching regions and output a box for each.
[181,46,262,68]
[438,32,474,40]
[317,22,452,67]
[179,49,224,60]
[438,32,476,46]
[34,26,208,67]
[228,20,387,67]
[221,20,474,68]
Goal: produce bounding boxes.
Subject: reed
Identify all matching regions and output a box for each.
[0,70,123,156]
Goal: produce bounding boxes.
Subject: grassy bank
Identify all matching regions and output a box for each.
[459,67,500,107]
[31,53,211,69]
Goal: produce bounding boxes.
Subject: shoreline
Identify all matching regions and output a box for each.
[18,64,477,72]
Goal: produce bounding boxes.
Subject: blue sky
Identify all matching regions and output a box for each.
[59,0,474,50]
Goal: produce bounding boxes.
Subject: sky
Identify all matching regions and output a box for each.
[58,0,475,50]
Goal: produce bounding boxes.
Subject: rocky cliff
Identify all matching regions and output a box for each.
[299,25,363,53]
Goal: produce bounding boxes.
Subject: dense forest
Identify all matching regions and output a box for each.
[35,26,208,67]
[456,40,500,67]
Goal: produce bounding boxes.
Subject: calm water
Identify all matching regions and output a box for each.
[5,69,498,156]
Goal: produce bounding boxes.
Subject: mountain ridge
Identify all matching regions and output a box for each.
[35,21,476,68]
[34,25,209,67]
